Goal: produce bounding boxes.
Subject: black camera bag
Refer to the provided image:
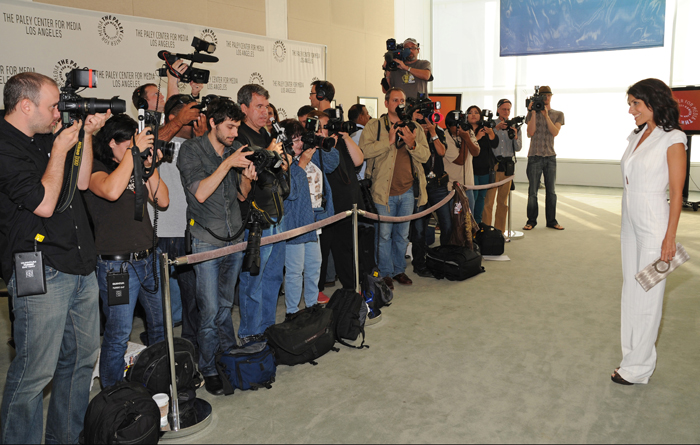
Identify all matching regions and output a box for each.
[125,337,198,396]
[81,381,160,445]
[264,305,338,366]
[326,289,369,349]
[425,245,484,281]
[474,224,505,256]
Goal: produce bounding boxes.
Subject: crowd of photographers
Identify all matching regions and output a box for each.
[0,35,564,443]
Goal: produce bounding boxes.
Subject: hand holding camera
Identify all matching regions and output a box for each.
[475,127,486,141]
[397,125,417,149]
[175,102,202,127]
[53,119,83,154]
[298,147,316,169]
[226,146,253,170]
[84,110,111,136]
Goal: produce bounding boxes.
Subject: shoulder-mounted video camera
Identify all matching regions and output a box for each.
[384,38,411,71]
[157,37,218,84]
[301,117,335,152]
[58,69,126,128]
[526,86,546,113]
[504,116,525,139]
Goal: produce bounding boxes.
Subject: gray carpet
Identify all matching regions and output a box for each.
[0,184,698,443]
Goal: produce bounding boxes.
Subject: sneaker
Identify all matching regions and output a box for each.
[204,375,224,396]
[317,292,330,304]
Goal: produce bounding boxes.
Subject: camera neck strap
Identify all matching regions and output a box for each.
[55,120,86,213]
[131,139,146,222]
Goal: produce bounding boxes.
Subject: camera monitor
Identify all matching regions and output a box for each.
[671,86,700,135]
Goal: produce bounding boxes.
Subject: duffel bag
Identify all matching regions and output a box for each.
[474,224,505,256]
[426,245,484,281]
[215,342,276,395]
[264,305,338,366]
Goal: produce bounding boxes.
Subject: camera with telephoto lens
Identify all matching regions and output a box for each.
[383,38,412,71]
[324,105,358,135]
[505,116,525,140]
[410,93,442,125]
[477,109,496,130]
[58,69,126,128]
[526,86,546,113]
[157,37,218,84]
[241,207,267,275]
[242,145,284,172]
[301,117,335,152]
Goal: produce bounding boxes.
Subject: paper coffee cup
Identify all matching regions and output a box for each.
[152,393,170,431]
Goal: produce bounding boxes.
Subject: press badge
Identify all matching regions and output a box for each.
[13,234,47,297]
[107,269,129,306]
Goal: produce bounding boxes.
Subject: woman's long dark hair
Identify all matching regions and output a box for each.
[627,78,681,134]
[93,114,138,172]
[466,105,481,131]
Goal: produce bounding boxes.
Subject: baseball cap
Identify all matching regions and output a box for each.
[403,38,420,47]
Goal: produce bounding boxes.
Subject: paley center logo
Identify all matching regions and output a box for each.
[53,59,79,86]
[200,28,218,47]
[249,72,265,86]
[277,107,288,120]
[273,40,286,62]
[97,15,124,46]
[678,98,699,128]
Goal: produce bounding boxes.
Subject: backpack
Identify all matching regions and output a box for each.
[448,182,479,250]
[215,342,276,395]
[426,244,484,281]
[361,269,393,311]
[81,381,161,445]
[474,224,505,256]
[264,305,339,366]
[125,337,198,396]
[325,289,369,349]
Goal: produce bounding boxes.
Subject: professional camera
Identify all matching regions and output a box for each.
[504,116,525,139]
[194,94,230,112]
[301,117,335,152]
[242,145,284,172]
[526,86,546,113]
[157,37,219,84]
[383,38,411,71]
[269,119,294,156]
[242,207,267,275]
[324,105,358,135]
[135,103,175,167]
[58,69,126,128]
[410,93,441,125]
[393,104,418,148]
[445,110,469,131]
[477,109,496,130]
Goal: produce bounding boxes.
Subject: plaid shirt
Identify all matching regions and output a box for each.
[525,109,564,157]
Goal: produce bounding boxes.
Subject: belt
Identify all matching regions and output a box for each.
[99,248,153,261]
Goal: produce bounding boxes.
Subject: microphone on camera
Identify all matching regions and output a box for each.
[157,50,219,64]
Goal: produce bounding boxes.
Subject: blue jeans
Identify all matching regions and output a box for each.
[375,188,415,277]
[97,253,164,388]
[239,218,286,339]
[284,240,322,314]
[411,185,453,271]
[158,237,197,350]
[2,268,99,444]
[465,188,475,215]
[526,155,558,227]
[191,237,242,376]
[473,174,491,224]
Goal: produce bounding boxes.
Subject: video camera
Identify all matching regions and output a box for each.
[477,109,496,130]
[324,105,358,135]
[157,37,219,84]
[301,117,336,152]
[384,38,411,71]
[58,69,126,128]
[504,116,525,140]
[526,86,546,113]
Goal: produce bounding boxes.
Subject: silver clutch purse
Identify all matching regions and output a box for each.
[635,243,690,292]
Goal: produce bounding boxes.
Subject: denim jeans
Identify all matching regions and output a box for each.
[411,185,453,271]
[239,218,286,339]
[465,188,476,216]
[158,237,197,350]
[1,268,99,444]
[526,155,558,227]
[375,188,415,277]
[97,253,164,388]
[191,237,242,376]
[284,240,322,314]
[473,174,491,224]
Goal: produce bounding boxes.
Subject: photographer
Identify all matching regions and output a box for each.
[279,118,339,315]
[524,86,565,231]
[443,110,479,214]
[235,84,289,345]
[359,87,430,290]
[177,99,256,395]
[308,81,365,296]
[0,73,107,444]
[131,81,201,143]
[85,114,169,389]
[383,38,432,100]
[467,106,499,224]
[483,99,522,233]
[410,107,451,278]
[348,103,371,179]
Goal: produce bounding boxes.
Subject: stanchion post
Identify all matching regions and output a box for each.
[353,204,360,294]
[160,252,180,431]
[506,187,524,240]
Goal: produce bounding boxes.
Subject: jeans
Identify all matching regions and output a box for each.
[239,218,286,339]
[411,185,453,271]
[473,174,491,224]
[191,237,242,376]
[526,155,558,227]
[375,188,415,277]
[465,188,476,216]
[1,268,99,444]
[158,237,198,350]
[97,253,164,388]
[284,240,322,314]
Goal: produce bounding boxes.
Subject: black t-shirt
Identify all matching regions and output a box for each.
[421,127,447,177]
[322,108,363,212]
[83,160,154,255]
[0,119,96,281]
[471,130,500,176]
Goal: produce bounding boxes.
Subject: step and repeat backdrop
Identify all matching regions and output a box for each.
[0,0,326,121]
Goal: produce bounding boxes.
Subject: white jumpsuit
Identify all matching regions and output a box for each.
[618,125,687,384]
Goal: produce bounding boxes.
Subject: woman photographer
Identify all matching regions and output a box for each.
[467,105,499,224]
[280,118,339,314]
[85,114,169,388]
[444,111,480,215]
[613,78,687,385]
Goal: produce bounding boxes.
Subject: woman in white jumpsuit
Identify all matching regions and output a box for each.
[614,78,687,385]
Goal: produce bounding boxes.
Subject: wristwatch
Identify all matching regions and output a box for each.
[407,67,412,73]
[431,135,438,141]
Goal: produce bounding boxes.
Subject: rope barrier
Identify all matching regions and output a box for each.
[359,190,455,222]
[462,175,514,190]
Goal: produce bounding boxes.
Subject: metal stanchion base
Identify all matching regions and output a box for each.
[505,230,524,240]
[161,398,213,440]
